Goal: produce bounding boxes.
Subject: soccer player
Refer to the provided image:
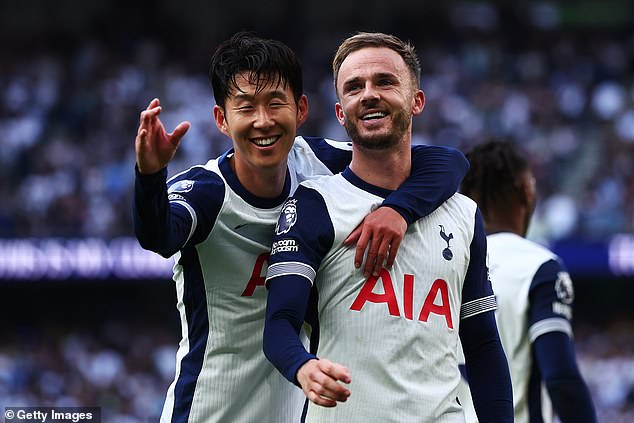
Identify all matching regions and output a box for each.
[133,33,468,422]
[459,140,597,423]
[263,32,513,422]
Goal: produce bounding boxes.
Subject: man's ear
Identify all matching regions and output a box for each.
[517,171,537,210]
[213,105,230,137]
[296,94,309,128]
[412,90,425,116]
[335,102,346,126]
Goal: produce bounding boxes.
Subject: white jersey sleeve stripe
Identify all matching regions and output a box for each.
[172,200,197,245]
[266,262,316,284]
[528,317,573,342]
[461,294,497,320]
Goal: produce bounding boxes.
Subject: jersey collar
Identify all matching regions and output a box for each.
[218,149,292,209]
[341,166,393,199]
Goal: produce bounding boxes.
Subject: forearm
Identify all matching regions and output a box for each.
[460,311,513,422]
[534,332,597,423]
[133,166,190,257]
[264,277,316,385]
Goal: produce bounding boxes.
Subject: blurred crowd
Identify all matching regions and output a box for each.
[2,5,634,242]
[0,322,174,422]
[0,319,631,422]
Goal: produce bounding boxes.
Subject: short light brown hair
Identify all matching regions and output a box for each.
[332,32,421,98]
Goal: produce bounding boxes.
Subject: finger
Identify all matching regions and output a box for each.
[140,106,162,126]
[363,235,381,278]
[371,236,392,277]
[308,376,350,403]
[354,227,371,270]
[146,98,159,110]
[306,390,337,407]
[317,383,350,402]
[319,359,351,384]
[168,121,191,146]
[343,224,362,247]
[136,128,148,148]
[309,374,350,402]
[385,236,402,269]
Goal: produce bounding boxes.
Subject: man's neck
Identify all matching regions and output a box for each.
[349,143,411,191]
[484,207,527,237]
[230,156,288,198]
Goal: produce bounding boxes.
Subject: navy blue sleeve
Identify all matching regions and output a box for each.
[382,145,469,224]
[459,208,513,422]
[528,260,575,335]
[528,261,597,422]
[263,185,335,384]
[264,276,317,385]
[532,332,597,422]
[133,165,224,257]
[460,312,513,422]
[462,208,495,304]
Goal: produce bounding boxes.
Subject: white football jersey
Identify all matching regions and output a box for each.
[266,169,496,423]
[458,232,574,423]
[160,137,351,423]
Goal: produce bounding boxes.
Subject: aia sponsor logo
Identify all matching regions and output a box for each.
[241,252,269,297]
[350,270,454,329]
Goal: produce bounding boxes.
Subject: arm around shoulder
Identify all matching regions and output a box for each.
[382,145,469,224]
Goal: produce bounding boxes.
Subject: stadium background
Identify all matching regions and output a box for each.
[1,0,633,421]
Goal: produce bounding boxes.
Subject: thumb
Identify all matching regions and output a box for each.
[344,223,362,246]
[169,121,191,147]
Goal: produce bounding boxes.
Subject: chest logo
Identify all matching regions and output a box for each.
[439,225,454,261]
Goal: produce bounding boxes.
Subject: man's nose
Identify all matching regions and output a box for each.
[253,107,275,128]
[361,83,380,102]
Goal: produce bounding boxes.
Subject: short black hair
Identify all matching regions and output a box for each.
[209,32,303,109]
[461,140,529,220]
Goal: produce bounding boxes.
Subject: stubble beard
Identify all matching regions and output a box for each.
[344,109,411,150]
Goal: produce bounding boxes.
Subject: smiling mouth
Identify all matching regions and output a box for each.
[360,112,388,121]
[251,136,279,147]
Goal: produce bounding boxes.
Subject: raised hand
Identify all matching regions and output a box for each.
[296,358,351,408]
[344,206,407,278]
[135,98,191,174]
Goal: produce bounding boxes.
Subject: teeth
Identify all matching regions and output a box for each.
[361,112,387,120]
[253,137,277,146]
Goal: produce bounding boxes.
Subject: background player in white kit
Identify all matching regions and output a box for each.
[133,33,468,422]
[458,140,597,423]
[263,32,513,422]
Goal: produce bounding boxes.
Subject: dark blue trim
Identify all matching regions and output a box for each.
[171,248,209,422]
[341,166,393,198]
[462,208,494,303]
[218,150,291,209]
[528,259,570,328]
